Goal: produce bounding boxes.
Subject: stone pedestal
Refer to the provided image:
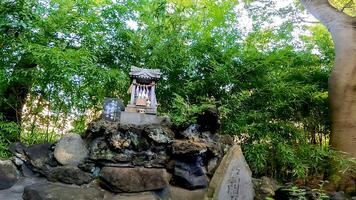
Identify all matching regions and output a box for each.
[119,112,168,126]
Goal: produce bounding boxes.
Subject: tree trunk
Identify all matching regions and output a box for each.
[0,59,35,125]
[0,82,30,125]
[300,0,356,157]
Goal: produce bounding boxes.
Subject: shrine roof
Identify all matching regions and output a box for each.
[129,66,162,80]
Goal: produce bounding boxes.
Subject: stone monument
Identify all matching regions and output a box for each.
[206,145,254,200]
[102,98,124,121]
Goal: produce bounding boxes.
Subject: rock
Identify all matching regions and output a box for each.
[207,145,254,200]
[104,192,158,200]
[25,143,57,173]
[197,107,220,133]
[89,137,116,162]
[0,160,19,190]
[100,167,168,192]
[324,169,356,196]
[139,151,168,168]
[46,166,92,185]
[330,191,349,200]
[171,159,208,190]
[109,132,132,149]
[206,157,219,176]
[125,128,150,152]
[146,126,174,144]
[84,120,106,138]
[169,186,206,200]
[253,176,280,200]
[119,112,169,126]
[218,134,234,152]
[131,151,153,166]
[12,156,24,166]
[23,183,105,200]
[21,163,39,177]
[11,153,39,177]
[0,177,47,200]
[200,131,220,144]
[172,140,207,157]
[78,161,96,173]
[108,128,151,152]
[113,150,135,163]
[84,120,120,140]
[180,124,200,139]
[54,134,88,166]
[147,151,168,168]
[9,142,27,157]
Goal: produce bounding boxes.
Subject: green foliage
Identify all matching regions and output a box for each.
[167,94,216,126]
[281,184,329,200]
[20,129,59,146]
[71,116,87,135]
[0,115,20,158]
[0,0,347,187]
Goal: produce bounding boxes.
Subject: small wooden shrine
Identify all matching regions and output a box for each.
[125,66,162,114]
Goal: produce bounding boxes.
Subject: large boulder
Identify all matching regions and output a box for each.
[170,159,208,190]
[25,143,57,174]
[0,160,18,190]
[54,134,88,166]
[207,145,254,200]
[46,166,92,185]
[23,183,104,200]
[100,167,168,192]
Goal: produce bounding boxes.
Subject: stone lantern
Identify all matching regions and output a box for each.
[125,66,162,115]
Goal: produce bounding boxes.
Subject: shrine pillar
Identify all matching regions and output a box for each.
[150,83,156,108]
[130,79,136,106]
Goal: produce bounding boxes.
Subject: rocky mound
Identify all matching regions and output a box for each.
[3,109,230,200]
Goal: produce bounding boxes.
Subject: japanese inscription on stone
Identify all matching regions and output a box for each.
[227,167,241,200]
[102,98,121,121]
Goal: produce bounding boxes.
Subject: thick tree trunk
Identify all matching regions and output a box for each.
[300,0,356,157]
[0,60,35,125]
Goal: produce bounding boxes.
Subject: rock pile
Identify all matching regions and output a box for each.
[3,108,226,200]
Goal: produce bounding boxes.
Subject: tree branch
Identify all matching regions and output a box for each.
[300,0,355,30]
[294,15,321,24]
[341,0,353,12]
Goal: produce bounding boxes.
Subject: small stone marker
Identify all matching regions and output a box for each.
[206,145,254,200]
[102,98,122,121]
